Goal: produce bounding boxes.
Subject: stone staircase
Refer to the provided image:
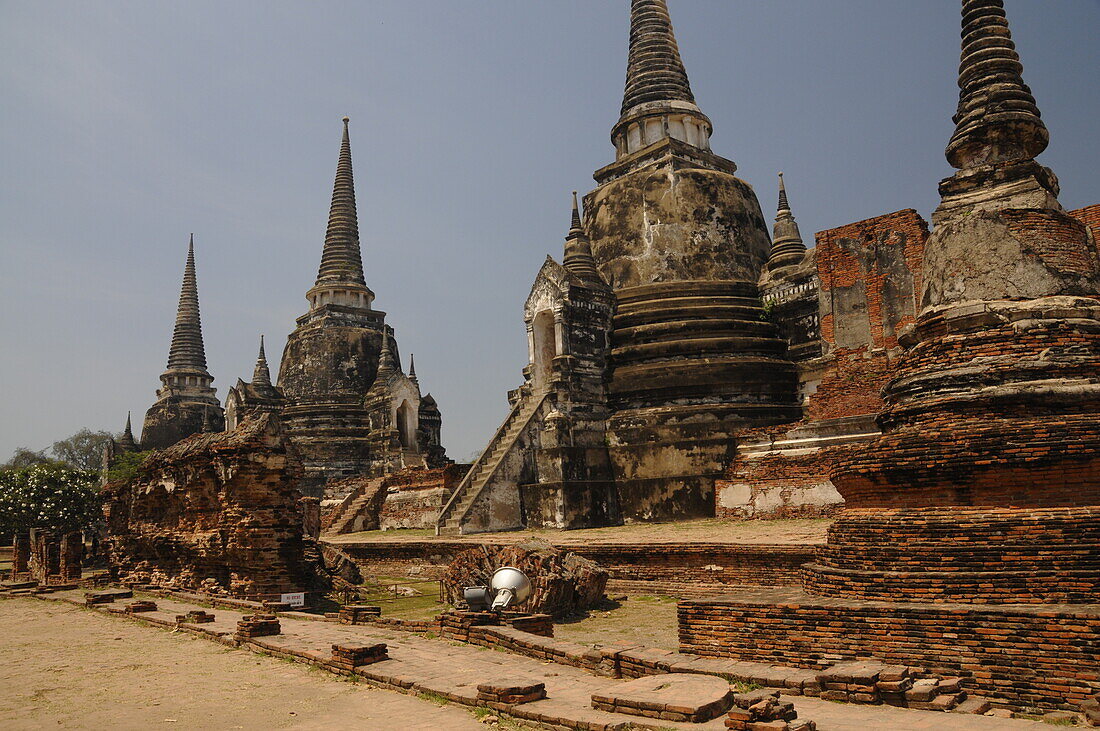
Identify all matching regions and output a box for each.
[436,392,549,536]
[323,477,386,536]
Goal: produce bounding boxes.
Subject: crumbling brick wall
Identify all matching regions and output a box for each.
[104,414,321,600]
[717,211,929,521]
[378,464,467,530]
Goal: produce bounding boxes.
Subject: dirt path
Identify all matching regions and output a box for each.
[0,598,485,730]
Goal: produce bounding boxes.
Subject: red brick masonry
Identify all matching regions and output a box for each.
[678,586,1100,712]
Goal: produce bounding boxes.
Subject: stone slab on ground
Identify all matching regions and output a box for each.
[591,673,734,722]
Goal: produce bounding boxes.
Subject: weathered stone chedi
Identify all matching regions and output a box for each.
[590,0,800,521]
[442,0,802,534]
[809,0,1100,604]
[141,237,225,450]
[274,118,448,496]
[679,0,1099,714]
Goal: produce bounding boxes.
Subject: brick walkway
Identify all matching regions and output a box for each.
[21,590,1054,730]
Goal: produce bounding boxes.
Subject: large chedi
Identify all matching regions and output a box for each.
[440,0,800,534]
[141,237,225,450]
[808,0,1100,604]
[277,118,448,497]
[588,0,800,519]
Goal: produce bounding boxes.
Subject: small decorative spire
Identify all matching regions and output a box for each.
[563,192,603,283]
[118,412,138,451]
[252,335,273,388]
[377,328,398,375]
[201,407,213,433]
[767,172,806,271]
[408,354,419,385]
[166,235,210,372]
[316,117,367,286]
[945,0,1048,169]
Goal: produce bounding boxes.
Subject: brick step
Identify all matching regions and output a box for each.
[953,696,993,715]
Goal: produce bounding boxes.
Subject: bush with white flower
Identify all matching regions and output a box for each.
[0,463,101,535]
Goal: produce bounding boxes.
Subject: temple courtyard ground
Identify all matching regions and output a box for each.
[326,517,833,546]
[0,593,1057,730]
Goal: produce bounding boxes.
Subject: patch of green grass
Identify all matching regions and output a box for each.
[731,681,759,693]
[417,690,451,706]
[472,707,494,720]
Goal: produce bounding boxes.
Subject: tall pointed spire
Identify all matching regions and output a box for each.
[621,0,695,115]
[252,335,273,388]
[408,353,418,385]
[612,0,712,159]
[777,172,791,213]
[166,235,209,371]
[316,117,366,286]
[767,173,806,271]
[563,192,603,283]
[946,0,1048,169]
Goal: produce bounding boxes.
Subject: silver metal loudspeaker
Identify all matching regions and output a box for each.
[489,566,532,611]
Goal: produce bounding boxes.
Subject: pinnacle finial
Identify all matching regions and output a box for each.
[316,117,367,287]
[563,192,602,283]
[767,172,806,271]
[409,353,418,383]
[165,235,209,372]
[777,172,790,213]
[252,334,273,388]
[377,328,398,375]
[945,0,1048,169]
[621,0,696,116]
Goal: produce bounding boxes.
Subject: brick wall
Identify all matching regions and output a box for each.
[717,439,848,521]
[378,465,467,530]
[1070,204,1100,242]
[815,209,927,353]
[678,594,1100,711]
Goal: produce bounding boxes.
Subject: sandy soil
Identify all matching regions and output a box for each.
[329,518,832,546]
[0,598,487,731]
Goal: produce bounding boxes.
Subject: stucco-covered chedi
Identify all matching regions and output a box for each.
[440,0,801,533]
[587,0,801,521]
[141,236,225,450]
[274,118,448,497]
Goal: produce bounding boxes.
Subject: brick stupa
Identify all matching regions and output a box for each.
[805,0,1100,604]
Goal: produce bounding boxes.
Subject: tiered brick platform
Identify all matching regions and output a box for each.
[804,507,1100,604]
[678,586,1100,711]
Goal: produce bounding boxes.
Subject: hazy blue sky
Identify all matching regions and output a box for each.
[2,1,1098,463]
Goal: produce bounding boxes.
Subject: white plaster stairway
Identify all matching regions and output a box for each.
[436,392,549,536]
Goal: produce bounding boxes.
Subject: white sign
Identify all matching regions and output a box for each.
[280,592,305,608]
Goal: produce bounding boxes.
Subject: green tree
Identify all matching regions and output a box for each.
[50,429,114,471]
[2,447,54,469]
[106,450,152,485]
[0,463,101,535]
